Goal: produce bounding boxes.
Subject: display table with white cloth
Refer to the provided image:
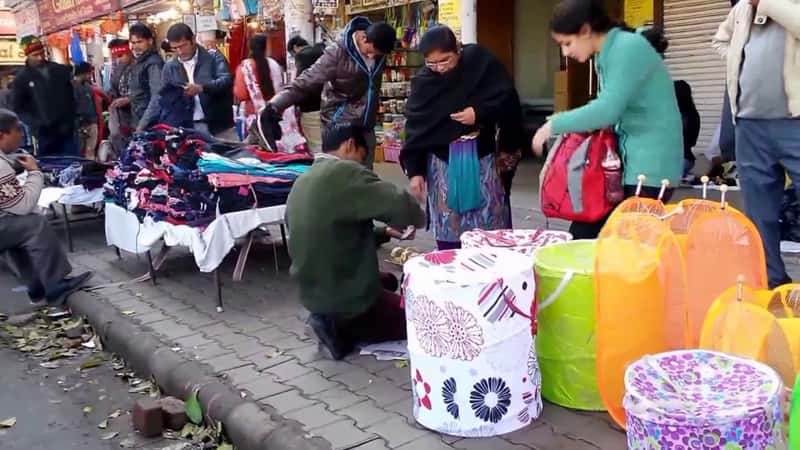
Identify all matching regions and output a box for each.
[104,202,287,311]
[38,186,105,252]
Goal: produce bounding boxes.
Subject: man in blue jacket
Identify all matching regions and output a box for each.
[163,23,235,140]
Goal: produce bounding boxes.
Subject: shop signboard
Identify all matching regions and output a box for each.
[0,39,27,65]
[624,0,654,28]
[37,0,120,34]
[183,14,197,34]
[438,0,462,41]
[14,5,40,39]
[196,15,217,33]
[0,10,16,36]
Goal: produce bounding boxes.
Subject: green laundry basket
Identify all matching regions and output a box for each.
[534,239,604,411]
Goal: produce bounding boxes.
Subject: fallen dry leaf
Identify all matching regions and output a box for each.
[128,383,152,394]
[101,431,118,440]
[98,419,108,429]
[108,410,123,419]
[0,418,16,428]
[80,355,105,370]
[83,406,92,415]
[121,311,135,316]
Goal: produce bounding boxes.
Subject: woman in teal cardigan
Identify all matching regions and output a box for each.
[533,0,683,239]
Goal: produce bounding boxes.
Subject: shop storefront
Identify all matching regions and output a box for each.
[662,0,731,150]
[0,8,25,82]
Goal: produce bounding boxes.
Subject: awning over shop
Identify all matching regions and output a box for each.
[37,0,121,34]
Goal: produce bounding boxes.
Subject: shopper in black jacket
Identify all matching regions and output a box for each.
[127,24,164,132]
[288,36,326,152]
[12,36,78,156]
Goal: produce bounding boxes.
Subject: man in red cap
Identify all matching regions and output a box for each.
[12,36,78,156]
[107,39,134,157]
[11,36,78,156]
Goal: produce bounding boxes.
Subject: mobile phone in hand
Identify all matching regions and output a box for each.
[400,226,415,240]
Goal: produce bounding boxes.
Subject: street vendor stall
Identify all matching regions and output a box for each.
[102,125,309,311]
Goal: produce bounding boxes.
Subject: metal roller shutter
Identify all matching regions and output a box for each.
[663,0,732,152]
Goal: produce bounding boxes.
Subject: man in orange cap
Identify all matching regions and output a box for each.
[11,36,78,156]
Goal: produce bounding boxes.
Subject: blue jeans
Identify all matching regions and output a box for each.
[37,127,79,157]
[735,118,800,288]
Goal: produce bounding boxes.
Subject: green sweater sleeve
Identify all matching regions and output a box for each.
[551,34,659,134]
[339,162,427,230]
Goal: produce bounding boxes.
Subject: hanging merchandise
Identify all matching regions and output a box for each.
[100,14,125,35]
[69,31,85,64]
[220,0,258,21]
[313,0,338,16]
[227,19,248,72]
[372,2,431,163]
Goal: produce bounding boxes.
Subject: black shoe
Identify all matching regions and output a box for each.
[27,281,45,300]
[45,272,94,306]
[380,273,399,293]
[305,314,353,361]
[44,305,72,321]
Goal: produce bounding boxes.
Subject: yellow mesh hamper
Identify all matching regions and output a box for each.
[682,207,767,345]
[594,213,688,428]
[699,282,795,387]
[766,285,800,374]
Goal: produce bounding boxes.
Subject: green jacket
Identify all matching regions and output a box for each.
[551,28,683,187]
[286,156,426,318]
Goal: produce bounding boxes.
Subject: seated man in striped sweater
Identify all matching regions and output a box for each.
[0,109,92,315]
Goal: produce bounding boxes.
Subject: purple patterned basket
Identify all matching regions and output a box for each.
[624,350,786,450]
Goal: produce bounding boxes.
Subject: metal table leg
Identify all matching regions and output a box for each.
[114,246,121,259]
[146,250,157,285]
[279,224,288,248]
[61,203,74,252]
[214,269,223,313]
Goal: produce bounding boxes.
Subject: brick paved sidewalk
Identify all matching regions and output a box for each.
[54,201,625,450]
[37,161,800,450]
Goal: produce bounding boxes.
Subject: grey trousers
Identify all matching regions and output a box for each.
[736,118,800,288]
[0,214,72,291]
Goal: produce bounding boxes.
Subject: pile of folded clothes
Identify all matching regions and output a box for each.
[38,156,113,190]
[104,125,311,228]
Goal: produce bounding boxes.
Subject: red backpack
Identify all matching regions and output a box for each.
[539,129,623,222]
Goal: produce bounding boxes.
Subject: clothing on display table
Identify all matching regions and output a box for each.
[104,124,312,229]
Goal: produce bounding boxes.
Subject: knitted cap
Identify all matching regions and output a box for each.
[20,35,44,56]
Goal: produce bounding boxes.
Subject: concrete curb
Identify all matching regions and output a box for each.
[68,290,331,450]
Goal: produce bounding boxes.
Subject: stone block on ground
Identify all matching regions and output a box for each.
[158,397,188,431]
[133,398,163,438]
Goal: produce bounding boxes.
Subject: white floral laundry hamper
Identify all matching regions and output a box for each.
[460,229,573,257]
[402,248,543,437]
